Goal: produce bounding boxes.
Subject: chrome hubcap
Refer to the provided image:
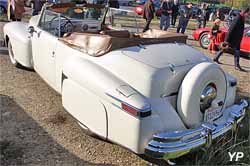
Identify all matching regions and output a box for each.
[200,83,217,112]
[202,35,210,47]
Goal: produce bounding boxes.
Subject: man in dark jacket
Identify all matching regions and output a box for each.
[171,0,179,26]
[197,3,209,28]
[108,0,119,8]
[214,8,250,71]
[177,3,192,34]
[143,0,155,32]
[160,0,173,31]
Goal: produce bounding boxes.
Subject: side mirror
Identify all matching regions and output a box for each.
[28,26,36,34]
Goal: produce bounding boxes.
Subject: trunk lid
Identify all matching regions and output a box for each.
[121,43,210,68]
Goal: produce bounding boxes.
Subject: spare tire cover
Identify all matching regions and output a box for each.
[177,62,227,128]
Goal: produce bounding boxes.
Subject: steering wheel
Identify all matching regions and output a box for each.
[49,15,74,36]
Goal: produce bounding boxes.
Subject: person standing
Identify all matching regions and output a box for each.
[197,3,209,28]
[208,19,221,52]
[143,0,155,32]
[177,2,192,34]
[215,9,225,21]
[7,0,25,21]
[171,0,179,27]
[213,8,250,71]
[108,0,119,8]
[31,0,45,16]
[160,0,173,31]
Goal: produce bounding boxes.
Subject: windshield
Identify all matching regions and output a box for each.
[48,4,106,21]
[40,3,107,37]
[105,8,144,33]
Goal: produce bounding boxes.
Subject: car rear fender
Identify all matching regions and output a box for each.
[4,22,33,68]
[61,56,151,142]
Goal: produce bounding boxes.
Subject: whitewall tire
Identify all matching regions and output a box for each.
[177,62,227,128]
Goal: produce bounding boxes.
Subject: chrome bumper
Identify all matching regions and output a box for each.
[145,100,249,160]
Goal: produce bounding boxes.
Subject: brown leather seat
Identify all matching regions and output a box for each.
[60,29,187,57]
[60,32,112,56]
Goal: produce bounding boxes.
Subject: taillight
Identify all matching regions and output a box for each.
[106,91,151,118]
[121,102,151,118]
[135,7,143,14]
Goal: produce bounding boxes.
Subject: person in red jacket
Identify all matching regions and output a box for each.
[208,19,221,52]
[213,8,250,71]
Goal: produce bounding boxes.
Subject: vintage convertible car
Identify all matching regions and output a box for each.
[192,27,250,57]
[4,2,249,161]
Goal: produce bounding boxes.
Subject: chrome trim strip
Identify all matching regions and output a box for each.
[145,100,248,160]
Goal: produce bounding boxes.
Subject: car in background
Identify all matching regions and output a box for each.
[134,1,162,17]
[226,9,241,26]
[179,4,200,19]
[0,0,7,15]
[192,5,201,18]
[118,0,133,6]
[228,9,241,18]
[135,0,146,4]
[192,27,250,57]
[219,6,231,15]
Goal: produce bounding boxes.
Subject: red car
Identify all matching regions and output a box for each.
[192,27,250,57]
[135,5,162,17]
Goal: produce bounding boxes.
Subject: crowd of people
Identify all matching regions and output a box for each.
[5,0,250,72]
[143,0,191,33]
[143,0,249,71]
[143,0,227,34]
[6,0,121,21]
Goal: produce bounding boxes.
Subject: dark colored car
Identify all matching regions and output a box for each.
[192,5,201,18]
[219,6,231,15]
[179,4,200,19]
[0,0,7,15]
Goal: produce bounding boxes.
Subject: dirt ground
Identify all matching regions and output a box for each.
[0,21,249,166]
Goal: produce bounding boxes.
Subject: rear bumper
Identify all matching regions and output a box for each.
[145,100,249,160]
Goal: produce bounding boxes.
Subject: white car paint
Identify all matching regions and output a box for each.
[3,4,241,158]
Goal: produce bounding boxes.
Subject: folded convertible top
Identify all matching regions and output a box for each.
[59,29,188,57]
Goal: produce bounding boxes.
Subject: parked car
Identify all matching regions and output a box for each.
[219,6,231,15]
[0,0,7,15]
[4,2,249,161]
[135,2,161,17]
[192,27,250,57]
[179,4,200,19]
[192,5,200,18]
[118,0,133,6]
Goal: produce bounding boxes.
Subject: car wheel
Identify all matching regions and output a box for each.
[199,32,210,49]
[8,41,21,67]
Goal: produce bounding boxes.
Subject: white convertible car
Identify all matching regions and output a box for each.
[4,2,249,161]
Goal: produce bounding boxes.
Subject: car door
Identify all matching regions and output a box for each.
[240,29,250,53]
[31,10,60,90]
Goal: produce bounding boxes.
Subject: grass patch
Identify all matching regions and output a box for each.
[0,15,8,22]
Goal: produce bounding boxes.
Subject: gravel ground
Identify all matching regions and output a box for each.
[0,21,249,166]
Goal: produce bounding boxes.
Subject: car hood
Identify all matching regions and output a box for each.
[121,43,211,68]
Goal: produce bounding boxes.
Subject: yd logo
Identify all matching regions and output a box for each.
[228,152,244,161]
